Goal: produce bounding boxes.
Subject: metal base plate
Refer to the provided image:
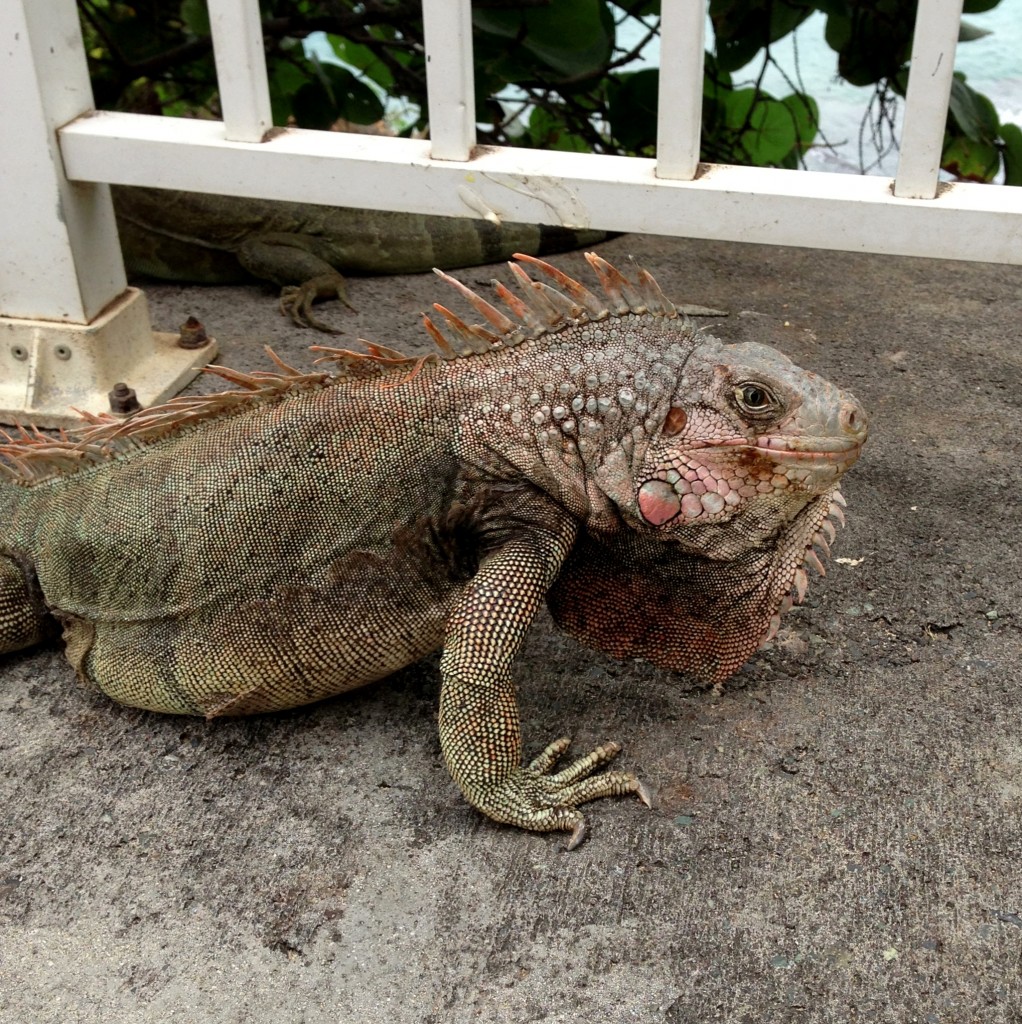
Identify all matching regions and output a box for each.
[0,287,217,429]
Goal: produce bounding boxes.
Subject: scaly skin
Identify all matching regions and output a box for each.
[0,255,867,847]
[112,186,611,332]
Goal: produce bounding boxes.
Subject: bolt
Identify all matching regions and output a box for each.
[177,316,210,349]
[109,382,141,414]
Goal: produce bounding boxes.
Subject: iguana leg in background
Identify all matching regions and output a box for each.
[437,505,650,849]
[233,234,357,333]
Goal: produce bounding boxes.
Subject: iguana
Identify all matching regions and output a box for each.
[0,254,867,847]
[112,185,618,333]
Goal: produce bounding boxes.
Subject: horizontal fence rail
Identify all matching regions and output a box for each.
[61,113,1022,264]
[54,0,1021,266]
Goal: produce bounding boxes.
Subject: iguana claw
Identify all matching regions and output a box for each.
[476,737,651,849]
[563,777,654,851]
[566,817,587,851]
[279,272,356,333]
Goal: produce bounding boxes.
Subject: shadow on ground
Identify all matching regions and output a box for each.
[1,235,1020,1023]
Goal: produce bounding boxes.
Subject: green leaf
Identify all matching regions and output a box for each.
[813,0,851,16]
[824,4,913,86]
[768,2,813,44]
[958,19,992,41]
[474,32,540,87]
[711,0,814,73]
[941,133,1000,182]
[609,0,660,15]
[1000,122,1022,186]
[741,97,798,165]
[266,57,310,126]
[527,107,591,153]
[948,76,1000,144]
[473,0,614,79]
[824,11,851,52]
[179,0,209,38]
[291,63,384,129]
[327,35,395,91]
[782,92,820,151]
[607,69,659,152]
[702,52,733,100]
[722,88,757,130]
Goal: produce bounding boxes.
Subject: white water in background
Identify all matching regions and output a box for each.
[634,4,1022,175]
[306,1,1020,176]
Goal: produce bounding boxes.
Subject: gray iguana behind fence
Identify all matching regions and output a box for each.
[112,185,623,332]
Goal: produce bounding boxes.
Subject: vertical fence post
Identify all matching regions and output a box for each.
[422,0,476,162]
[208,0,274,143]
[894,0,964,199]
[0,0,124,323]
[0,0,217,426]
[656,0,707,181]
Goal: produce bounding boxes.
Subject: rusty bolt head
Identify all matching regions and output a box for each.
[109,382,142,415]
[178,316,210,349]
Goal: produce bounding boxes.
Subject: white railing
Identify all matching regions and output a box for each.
[2,0,1019,425]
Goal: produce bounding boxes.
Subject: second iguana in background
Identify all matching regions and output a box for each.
[0,254,867,848]
[112,185,617,333]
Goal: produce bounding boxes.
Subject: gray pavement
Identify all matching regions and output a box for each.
[1,234,1020,1023]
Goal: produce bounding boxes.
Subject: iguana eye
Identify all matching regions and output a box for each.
[734,382,778,416]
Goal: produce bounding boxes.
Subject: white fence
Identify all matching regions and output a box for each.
[1,0,1020,425]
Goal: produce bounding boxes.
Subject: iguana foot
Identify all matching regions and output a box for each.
[477,737,652,850]
[279,272,356,333]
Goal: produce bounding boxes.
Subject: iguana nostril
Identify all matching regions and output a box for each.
[841,403,867,437]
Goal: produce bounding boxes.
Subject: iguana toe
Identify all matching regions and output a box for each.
[477,737,650,849]
[279,272,355,333]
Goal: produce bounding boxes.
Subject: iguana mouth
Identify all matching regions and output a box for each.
[754,443,864,468]
[754,436,864,456]
[693,436,865,464]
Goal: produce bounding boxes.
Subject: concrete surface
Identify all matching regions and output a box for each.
[1,234,1020,1023]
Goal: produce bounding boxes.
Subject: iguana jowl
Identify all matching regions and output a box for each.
[0,254,867,847]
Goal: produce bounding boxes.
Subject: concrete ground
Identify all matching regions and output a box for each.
[1,233,1020,1023]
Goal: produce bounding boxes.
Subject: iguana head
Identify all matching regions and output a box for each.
[544,334,867,683]
[430,253,869,682]
[628,336,866,546]
[540,326,868,681]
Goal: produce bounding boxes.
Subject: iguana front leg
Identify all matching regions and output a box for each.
[438,518,650,848]
[235,234,355,333]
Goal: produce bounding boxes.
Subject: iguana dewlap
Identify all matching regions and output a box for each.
[0,254,867,848]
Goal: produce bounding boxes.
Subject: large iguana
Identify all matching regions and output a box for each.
[112,185,615,332]
[0,254,867,847]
